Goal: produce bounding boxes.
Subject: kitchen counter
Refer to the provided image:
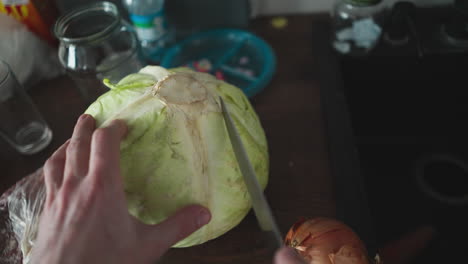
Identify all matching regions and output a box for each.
[0,14,375,263]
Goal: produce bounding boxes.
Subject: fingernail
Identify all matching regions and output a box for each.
[113,119,128,137]
[284,248,302,261]
[197,208,211,227]
[79,114,90,121]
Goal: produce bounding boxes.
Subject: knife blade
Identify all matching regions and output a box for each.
[219,97,283,250]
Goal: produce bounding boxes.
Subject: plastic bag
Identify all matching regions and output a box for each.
[0,14,62,89]
[0,168,45,264]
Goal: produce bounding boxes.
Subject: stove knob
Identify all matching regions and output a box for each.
[455,0,468,18]
[442,0,468,46]
[384,2,416,45]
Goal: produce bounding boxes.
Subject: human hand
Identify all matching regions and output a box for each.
[32,114,211,264]
[274,247,306,264]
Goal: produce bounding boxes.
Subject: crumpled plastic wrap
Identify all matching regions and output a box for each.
[0,168,45,264]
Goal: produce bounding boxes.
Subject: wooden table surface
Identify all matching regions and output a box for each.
[0,14,338,263]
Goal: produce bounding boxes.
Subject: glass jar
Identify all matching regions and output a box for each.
[331,0,388,56]
[54,1,146,104]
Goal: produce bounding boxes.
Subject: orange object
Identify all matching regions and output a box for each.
[284,217,378,264]
[0,0,58,45]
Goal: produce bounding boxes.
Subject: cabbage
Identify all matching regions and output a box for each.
[85,66,269,247]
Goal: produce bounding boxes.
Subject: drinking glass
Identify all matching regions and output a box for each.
[0,60,52,155]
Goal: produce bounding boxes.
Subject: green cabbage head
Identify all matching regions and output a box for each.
[84,66,269,247]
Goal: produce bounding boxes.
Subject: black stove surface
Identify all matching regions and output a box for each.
[339,6,468,263]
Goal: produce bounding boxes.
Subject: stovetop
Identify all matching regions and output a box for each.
[338,4,468,263]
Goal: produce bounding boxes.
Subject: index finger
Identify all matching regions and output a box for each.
[88,119,127,181]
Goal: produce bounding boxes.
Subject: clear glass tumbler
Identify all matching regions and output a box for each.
[54,1,146,104]
[0,60,53,155]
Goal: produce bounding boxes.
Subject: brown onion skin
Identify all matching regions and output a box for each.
[284,217,370,264]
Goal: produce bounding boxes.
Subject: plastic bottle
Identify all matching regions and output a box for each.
[331,0,388,56]
[123,0,173,62]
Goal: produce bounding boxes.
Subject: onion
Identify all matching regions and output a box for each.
[284,217,380,264]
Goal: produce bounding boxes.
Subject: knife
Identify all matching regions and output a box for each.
[219,97,283,250]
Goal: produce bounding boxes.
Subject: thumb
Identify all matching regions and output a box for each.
[274,247,306,264]
[138,205,211,260]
